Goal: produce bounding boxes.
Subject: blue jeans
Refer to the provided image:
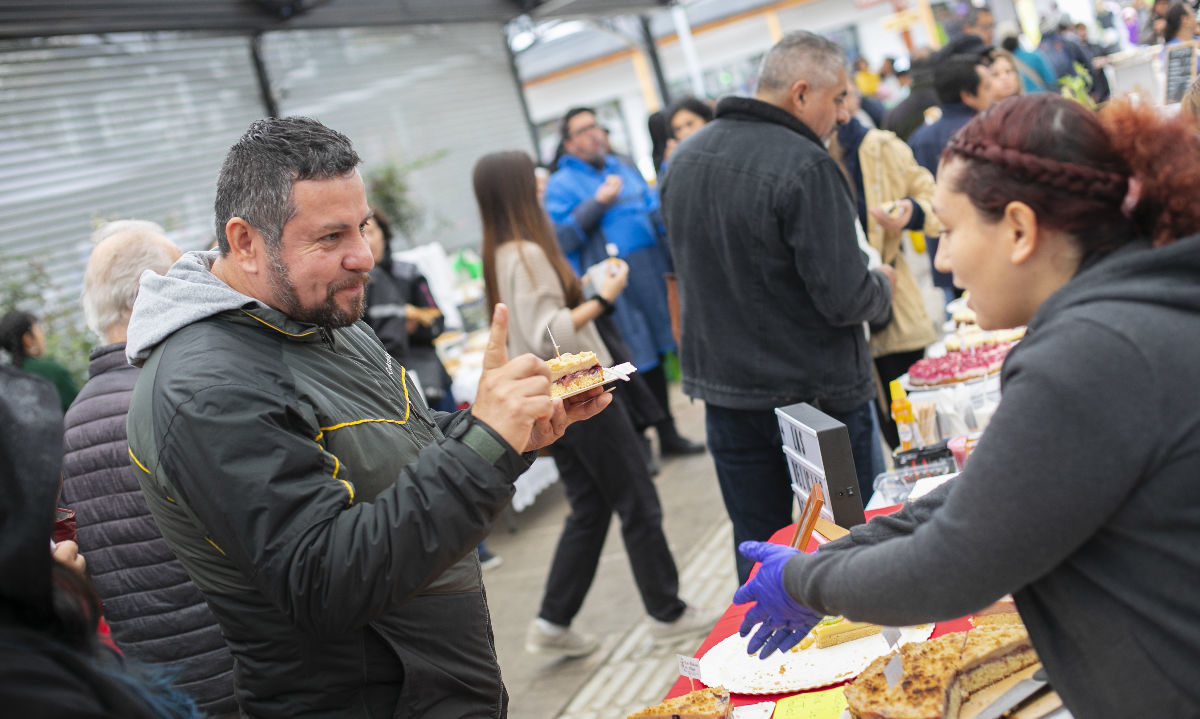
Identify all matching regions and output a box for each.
[706,401,883,584]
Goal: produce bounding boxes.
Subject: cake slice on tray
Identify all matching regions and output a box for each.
[626,686,731,719]
[843,624,1040,719]
[546,351,605,398]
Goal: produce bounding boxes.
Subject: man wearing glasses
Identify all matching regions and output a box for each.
[543,107,705,460]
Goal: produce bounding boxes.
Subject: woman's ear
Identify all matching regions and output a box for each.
[1005,201,1039,265]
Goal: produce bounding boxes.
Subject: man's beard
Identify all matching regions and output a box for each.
[266,247,367,329]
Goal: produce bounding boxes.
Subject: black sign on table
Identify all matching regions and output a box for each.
[775,402,866,528]
[1165,41,1196,105]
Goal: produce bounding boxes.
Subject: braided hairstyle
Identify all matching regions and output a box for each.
[941,94,1200,253]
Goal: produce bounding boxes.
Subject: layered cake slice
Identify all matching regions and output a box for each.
[956,624,1038,695]
[626,686,731,719]
[844,625,1040,719]
[546,351,605,398]
[797,616,883,650]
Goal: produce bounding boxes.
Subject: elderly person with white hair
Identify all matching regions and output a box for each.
[58,221,239,717]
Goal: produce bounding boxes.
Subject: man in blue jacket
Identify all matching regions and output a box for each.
[544,107,704,458]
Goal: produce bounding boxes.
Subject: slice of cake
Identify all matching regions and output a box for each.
[626,686,731,719]
[844,625,1040,719]
[956,624,1037,695]
[546,351,605,398]
[797,616,882,650]
[969,596,1021,627]
[844,632,969,719]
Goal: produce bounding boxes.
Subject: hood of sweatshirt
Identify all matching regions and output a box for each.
[1029,234,1200,333]
[125,250,258,367]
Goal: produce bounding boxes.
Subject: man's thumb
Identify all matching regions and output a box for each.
[482,303,509,370]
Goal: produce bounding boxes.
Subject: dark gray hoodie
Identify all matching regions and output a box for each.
[783,236,1200,718]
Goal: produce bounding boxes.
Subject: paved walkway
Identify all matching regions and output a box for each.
[482,386,740,719]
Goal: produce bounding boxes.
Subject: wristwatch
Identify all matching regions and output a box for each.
[594,295,615,315]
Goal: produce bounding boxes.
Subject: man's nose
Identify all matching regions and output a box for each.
[837,106,851,124]
[346,232,375,272]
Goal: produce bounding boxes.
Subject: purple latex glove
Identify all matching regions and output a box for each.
[732,541,823,659]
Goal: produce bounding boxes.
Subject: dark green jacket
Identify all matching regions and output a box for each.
[125,253,529,718]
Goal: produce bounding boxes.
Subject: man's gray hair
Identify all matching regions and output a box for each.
[82,220,177,339]
[213,116,361,255]
[757,31,847,96]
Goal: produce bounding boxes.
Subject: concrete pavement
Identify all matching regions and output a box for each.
[482,386,739,719]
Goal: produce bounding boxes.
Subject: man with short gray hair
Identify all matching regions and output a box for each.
[661,32,895,584]
[124,116,609,718]
[60,223,240,716]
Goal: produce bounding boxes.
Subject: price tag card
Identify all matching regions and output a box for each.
[731,701,776,719]
[773,687,848,719]
[677,654,702,680]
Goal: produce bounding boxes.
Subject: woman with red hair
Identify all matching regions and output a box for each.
[731,94,1200,717]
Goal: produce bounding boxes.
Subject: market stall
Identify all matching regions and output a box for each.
[651,509,1071,719]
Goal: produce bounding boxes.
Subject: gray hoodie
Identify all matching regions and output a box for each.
[783,236,1200,718]
[126,250,257,367]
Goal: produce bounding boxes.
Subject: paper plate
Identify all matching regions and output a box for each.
[699,624,935,695]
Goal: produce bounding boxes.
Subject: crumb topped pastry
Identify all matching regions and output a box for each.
[626,686,731,719]
[844,625,1038,719]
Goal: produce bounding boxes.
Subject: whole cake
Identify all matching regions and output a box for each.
[546,351,605,398]
[843,625,1038,719]
[906,343,1012,387]
[626,686,731,719]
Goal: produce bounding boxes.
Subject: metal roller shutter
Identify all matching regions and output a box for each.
[0,33,266,316]
[261,23,535,251]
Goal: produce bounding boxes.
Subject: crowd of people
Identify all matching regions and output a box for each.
[3,3,1200,717]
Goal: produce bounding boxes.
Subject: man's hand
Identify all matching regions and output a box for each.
[875,264,897,300]
[868,199,913,232]
[594,175,623,205]
[732,541,822,659]
[52,540,87,576]
[470,304,611,453]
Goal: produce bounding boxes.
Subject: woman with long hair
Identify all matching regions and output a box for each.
[474,150,718,657]
[732,94,1200,717]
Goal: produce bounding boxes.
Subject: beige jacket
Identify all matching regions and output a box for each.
[493,241,613,366]
[855,129,941,357]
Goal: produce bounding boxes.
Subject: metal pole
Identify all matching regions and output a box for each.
[503,27,542,160]
[248,32,280,118]
[638,14,672,107]
[670,3,706,98]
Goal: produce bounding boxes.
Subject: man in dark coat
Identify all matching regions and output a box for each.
[661,32,895,583]
[124,117,610,718]
[59,220,239,717]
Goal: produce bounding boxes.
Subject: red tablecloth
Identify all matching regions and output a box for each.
[664,505,973,706]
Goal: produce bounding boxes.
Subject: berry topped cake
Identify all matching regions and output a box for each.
[906,343,1012,387]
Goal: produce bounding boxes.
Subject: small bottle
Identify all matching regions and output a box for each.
[889,379,922,451]
[963,431,983,466]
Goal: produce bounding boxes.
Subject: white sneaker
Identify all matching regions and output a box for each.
[649,604,723,641]
[524,620,600,658]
